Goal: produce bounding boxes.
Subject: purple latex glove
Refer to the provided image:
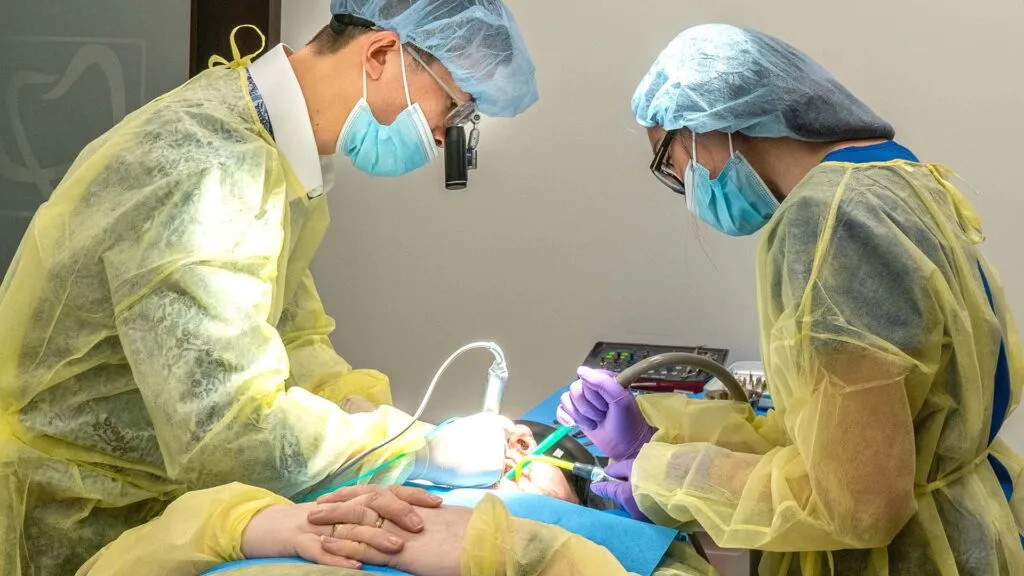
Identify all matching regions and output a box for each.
[556,366,654,460]
[590,459,648,522]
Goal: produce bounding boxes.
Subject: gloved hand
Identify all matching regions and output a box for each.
[556,367,654,460]
[590,459,648,522]
[409,412,510,488]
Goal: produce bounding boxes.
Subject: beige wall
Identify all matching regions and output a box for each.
[282,0,1024,450]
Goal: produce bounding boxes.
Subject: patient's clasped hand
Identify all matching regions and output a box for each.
[77,424,627,576]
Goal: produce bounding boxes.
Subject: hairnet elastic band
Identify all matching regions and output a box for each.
[331,14,378,32]
[331,13,428,67]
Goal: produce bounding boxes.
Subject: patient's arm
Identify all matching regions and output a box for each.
[458,495,632,576]
[76,483,294,576]
[328,495,634,576]
[75,484,439,576]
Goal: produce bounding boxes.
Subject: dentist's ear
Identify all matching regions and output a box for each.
[362,31,400,81]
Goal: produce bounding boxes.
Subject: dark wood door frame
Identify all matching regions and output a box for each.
[189,0,281,77]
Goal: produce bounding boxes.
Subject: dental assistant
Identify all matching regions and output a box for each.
[560,23,1024,575]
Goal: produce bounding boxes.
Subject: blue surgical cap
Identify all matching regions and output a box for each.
[632,24,894,141]
[331,0,538,118]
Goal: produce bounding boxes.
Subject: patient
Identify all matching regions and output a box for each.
[76,425,712,576]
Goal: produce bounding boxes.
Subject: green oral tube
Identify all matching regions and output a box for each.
[505,424,575,480]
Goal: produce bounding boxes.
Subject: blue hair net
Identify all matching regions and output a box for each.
[632,24,894,141]
[331,0,538,118]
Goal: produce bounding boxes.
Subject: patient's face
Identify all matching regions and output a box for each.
[496,425,579,504]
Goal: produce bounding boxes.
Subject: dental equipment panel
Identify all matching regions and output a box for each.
[582,342,729,394]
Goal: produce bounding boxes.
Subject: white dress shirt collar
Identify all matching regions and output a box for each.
[248,44,328,198]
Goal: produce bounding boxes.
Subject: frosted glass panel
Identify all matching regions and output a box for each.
[0,0,190,273]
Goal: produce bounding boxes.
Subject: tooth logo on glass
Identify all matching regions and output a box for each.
[0,38,145,200]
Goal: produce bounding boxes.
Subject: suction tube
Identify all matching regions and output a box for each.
[504,424,573,480]
[616,352,748,402]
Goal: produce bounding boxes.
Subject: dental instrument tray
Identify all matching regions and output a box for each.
[582,342,729,394]
[703,360,772,409]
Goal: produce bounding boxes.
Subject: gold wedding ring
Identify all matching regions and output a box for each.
[374,516,385,529]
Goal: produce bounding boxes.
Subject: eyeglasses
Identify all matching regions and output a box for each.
[331,14,477,127]
[650,129,685,195]
[407,48,478,127]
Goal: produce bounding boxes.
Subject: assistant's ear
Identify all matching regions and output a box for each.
[362,31,400,81]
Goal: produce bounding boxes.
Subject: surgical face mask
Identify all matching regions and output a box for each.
[338,43,439,177]
[684,132,779,236]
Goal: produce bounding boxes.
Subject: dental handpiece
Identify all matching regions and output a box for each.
[481,344,508,414]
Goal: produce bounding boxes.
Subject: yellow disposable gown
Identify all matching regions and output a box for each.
[76,482,716,576]
[0,64,425,574]
[631,160,1024,574]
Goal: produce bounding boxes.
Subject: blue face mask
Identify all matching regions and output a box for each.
[337,44,439,177]
[684,132,779,236]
